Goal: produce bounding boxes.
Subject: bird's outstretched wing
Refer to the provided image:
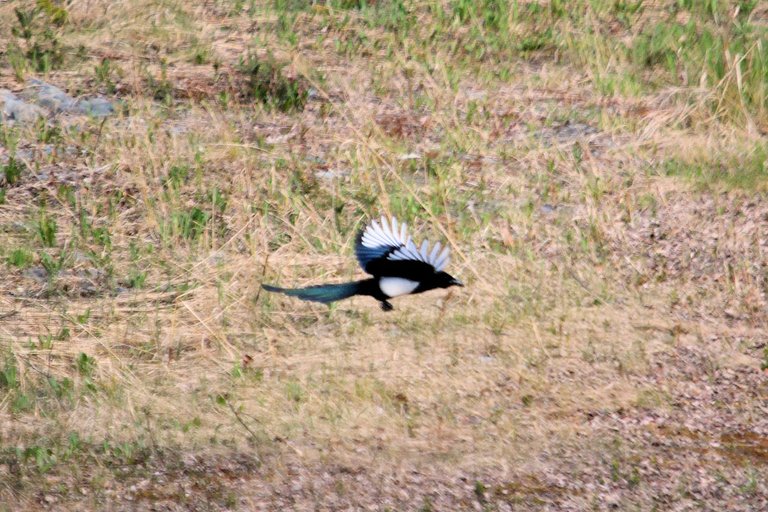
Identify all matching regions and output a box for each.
[355,216,450,278]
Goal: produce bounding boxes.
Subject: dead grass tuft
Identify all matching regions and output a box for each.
[0,0,766,509]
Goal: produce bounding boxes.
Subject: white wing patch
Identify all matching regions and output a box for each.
[379,277,419,297]
[360,216,451,272]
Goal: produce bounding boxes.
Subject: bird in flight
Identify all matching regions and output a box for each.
[262,216,463,311]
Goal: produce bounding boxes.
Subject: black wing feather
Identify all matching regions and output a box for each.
[364,258,436,280]
[355,229,395,273]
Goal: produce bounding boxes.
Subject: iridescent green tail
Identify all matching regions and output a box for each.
[262,282,362,304]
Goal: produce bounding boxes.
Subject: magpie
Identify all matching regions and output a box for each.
[262,216,463,311]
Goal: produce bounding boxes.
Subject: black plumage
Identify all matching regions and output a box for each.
[262,216,463,311]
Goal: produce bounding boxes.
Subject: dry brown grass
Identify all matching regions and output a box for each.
[0,0,767,510]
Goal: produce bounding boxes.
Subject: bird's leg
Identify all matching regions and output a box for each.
[380,300,393,311]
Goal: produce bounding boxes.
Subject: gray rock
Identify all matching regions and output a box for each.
[75,97,114,117]
[534,120,600,145]
[23,79,115,118]
[25,78,76,113]
[0,89,46,123]
[540,203,556,215]
[1,81,115,123]
[314,168,348,181]
[552,121,598,141]
[23,266,48,283]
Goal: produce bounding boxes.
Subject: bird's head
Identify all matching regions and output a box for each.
[434,271,464,289]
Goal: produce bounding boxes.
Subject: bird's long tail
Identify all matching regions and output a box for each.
[261,281,363,304]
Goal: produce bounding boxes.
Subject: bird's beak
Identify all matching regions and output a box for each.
[450,278,464,287]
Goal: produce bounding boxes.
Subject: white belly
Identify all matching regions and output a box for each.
[379,277,419,298]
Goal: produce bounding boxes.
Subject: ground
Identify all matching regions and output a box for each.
[0,1,767,510]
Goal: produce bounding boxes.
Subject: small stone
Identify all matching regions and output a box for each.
[23,267,48,283]
[75,97,115,117]
[540,204,556,214]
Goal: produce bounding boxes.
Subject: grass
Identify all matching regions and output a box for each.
[660,140,768,190]
[0,0,767,509]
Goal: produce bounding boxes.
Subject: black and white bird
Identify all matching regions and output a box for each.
[262,216,463,311]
